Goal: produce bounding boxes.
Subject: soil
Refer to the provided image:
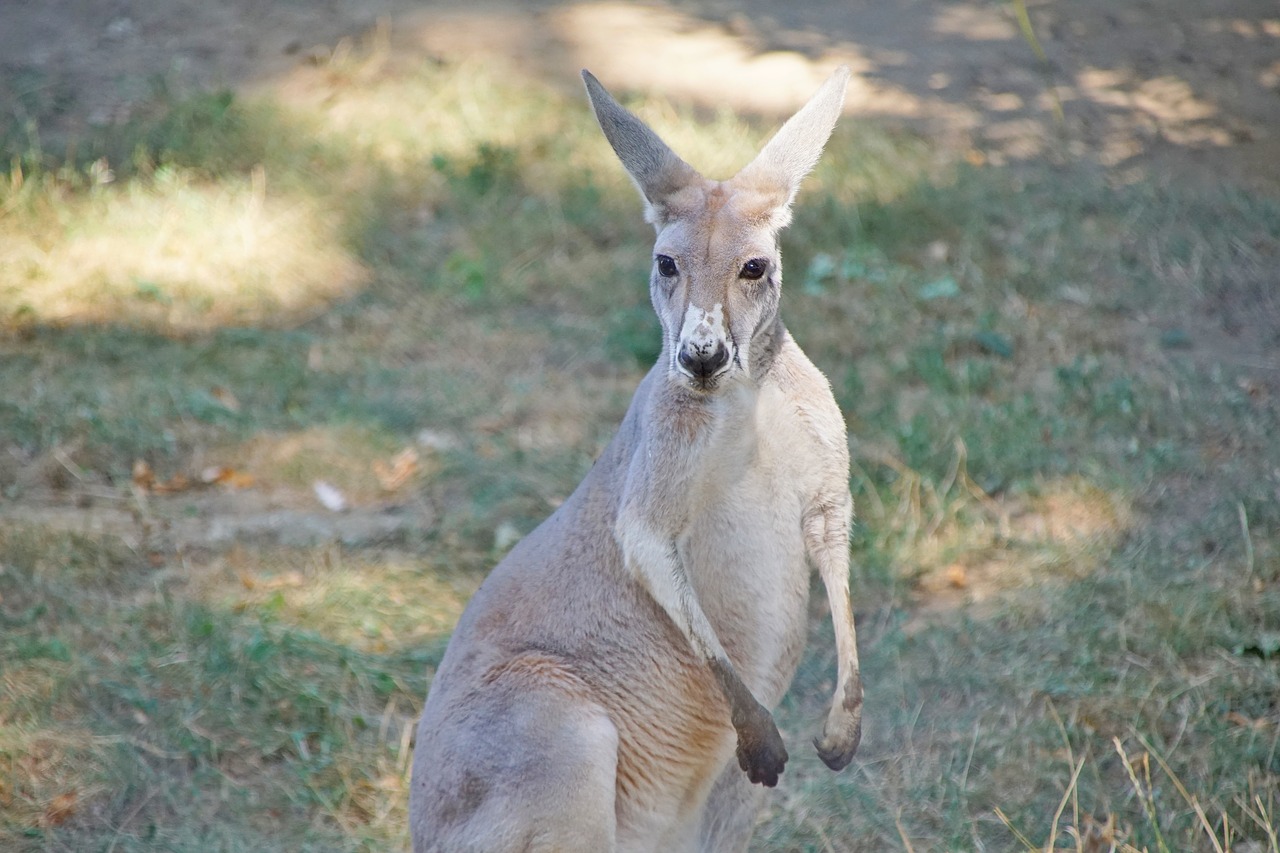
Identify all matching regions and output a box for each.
[2,0,1278,549]
[5,0,1279,188]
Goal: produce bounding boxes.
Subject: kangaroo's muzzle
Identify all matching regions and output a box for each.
[676,302,733,386]
[678,340,730,380]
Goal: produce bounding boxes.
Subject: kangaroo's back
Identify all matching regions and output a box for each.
[410,70,863,853]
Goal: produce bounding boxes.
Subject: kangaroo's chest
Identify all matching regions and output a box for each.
[678,390,814,700]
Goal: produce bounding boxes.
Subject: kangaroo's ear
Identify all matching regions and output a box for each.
[582,70,702,227]
[732,66,850,230]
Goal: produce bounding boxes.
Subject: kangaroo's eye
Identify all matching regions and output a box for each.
[656,255,678,278]
[739,258,767,280]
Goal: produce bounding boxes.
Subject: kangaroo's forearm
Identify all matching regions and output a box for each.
[804,493,863,770]
[616,502,789,787]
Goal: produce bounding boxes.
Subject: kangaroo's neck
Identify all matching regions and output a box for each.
[749,311,788,381]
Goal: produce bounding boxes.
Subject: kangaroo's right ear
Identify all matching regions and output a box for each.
[582,70,702,227]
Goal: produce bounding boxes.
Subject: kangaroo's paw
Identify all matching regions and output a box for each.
[735,706,789,787]
[813,690,862,771]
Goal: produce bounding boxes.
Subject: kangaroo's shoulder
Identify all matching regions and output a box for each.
[765,332,847,453]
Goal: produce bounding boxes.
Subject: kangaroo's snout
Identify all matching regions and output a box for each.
[678,340,730,380]
[676,302,733,387]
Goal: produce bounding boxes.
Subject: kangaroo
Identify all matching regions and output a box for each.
[409,67,863,853]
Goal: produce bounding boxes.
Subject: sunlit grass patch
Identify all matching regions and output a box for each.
[840,409,1135,592]
[2,169,367,331]
[205,548,476,654]
[282,45,854,192]
[888,469,1132,611]
[290,56,577,172]
[2,81,377,335]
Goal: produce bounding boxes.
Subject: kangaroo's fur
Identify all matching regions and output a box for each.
[410,67,863,853]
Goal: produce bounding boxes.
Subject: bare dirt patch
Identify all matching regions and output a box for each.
[5,0,1279,186]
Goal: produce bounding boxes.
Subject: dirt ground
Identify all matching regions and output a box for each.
[4,0,1279,189]
[2,0,1278,546]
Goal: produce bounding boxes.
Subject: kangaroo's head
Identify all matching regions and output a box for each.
[584,68,849,393]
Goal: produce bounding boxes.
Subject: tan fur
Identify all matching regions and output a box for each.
[410,67,862,853]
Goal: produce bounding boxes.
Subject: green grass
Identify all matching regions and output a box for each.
[0,529,444,851]
[3,31,1279,853]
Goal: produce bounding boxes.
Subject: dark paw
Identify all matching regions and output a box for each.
[735,708,788,787]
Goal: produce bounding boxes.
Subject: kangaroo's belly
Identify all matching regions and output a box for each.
[683,476,811,704]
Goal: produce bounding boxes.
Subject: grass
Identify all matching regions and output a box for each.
[2,23,1279,853]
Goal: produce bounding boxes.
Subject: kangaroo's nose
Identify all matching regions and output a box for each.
[678,342,730,379]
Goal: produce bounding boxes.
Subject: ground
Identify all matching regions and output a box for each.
[1,2,1278,852]
[6,0,1280,184]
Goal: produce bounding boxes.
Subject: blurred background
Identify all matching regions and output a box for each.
[1,1,1277,850]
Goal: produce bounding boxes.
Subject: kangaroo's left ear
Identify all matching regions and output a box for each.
[731,67,850,230]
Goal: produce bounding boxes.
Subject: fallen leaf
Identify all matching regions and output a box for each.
[201,466,255,489]
[313,480,348,512]
[494,521,522,552]
[374,447,420,492]
[132,459,155,491]
[210,386,241,412]
[1225,711,1269,730]
[1237,376,1266,399]
[222,471,256,489]
[41,790,77,827]
[416,429,460,451]
[1076,710,1113,735]
[1078,813,1117,853]
[133,461,197,494]
[151,473,190,494]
